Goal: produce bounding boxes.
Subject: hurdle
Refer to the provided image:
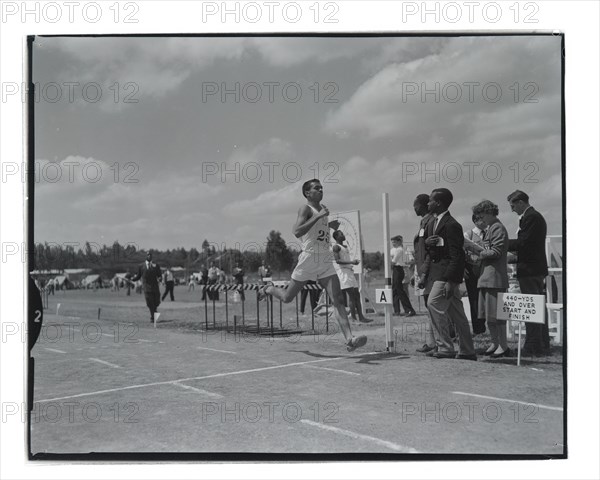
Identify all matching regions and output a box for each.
[201,282,323,337]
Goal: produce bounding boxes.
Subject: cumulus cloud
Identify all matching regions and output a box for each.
[325,36,561,141]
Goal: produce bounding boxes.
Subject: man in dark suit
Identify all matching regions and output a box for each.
[413,194,437,353]
[507,190,549,355]
[132,252,162,322]
[421,188,476,360]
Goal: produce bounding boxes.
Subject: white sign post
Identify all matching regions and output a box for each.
[496,293,546,366]
[381,194,394,352]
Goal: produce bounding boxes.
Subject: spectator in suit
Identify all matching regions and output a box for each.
[413,194,437,353]
[470,200,510,357]
[421,188,476,360]
[132,253,162,322]
[507,190,549,356]
[463,214,488,335]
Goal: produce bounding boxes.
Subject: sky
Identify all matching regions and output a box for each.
[33,35,563,253]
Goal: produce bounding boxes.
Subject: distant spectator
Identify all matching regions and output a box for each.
[208,262,219,301]
[258,261,272,284]
[200,267,209,301]
[218,268,227,285]
[363,267,372,290]
[162,266,175,302]
[390,235,416,317]
[232,262,245,301]
[131,253,162,322]
[125,272,133,296]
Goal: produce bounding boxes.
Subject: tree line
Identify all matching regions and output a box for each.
[33,232,385,277]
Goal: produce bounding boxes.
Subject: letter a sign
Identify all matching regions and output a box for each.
[375,288,393,304]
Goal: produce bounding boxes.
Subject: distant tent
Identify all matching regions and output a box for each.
[114,273,134,287]
[53,276,73,290]
[63,268,93,285]
[82,274,102,289]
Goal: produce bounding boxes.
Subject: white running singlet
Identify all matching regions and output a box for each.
[300,205,331,254]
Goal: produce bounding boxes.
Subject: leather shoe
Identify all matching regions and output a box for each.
[404,311,416,317]
[432,351,456,359]
[455,353,477,361]
[491,348,511,358]
[425,348,439,357]
[416,344,436,353]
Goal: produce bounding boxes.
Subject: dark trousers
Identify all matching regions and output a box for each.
[392,266,414,314]
[465,263,485,334]
[300,284,319,313]
[207,279,219,300]
[144,290,161,319]
[162,281,175,301]
[235,282,245,301]
[518,275,550,352]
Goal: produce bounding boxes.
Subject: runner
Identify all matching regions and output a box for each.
[258,179,367,351]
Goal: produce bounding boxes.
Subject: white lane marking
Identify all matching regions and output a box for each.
[137,339,153,343]
[303,365,360,376]
[196,346,237,355]
[300,420,418,453]
[88,358,121,369]
[452,391,563,412]
[174,383,223,398]
[37,356,350,403]
[44,348,67,354]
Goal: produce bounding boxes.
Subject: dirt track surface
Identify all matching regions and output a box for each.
[31,287,564,456]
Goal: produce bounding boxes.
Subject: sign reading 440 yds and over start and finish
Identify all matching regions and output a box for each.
[496,293,545,324]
